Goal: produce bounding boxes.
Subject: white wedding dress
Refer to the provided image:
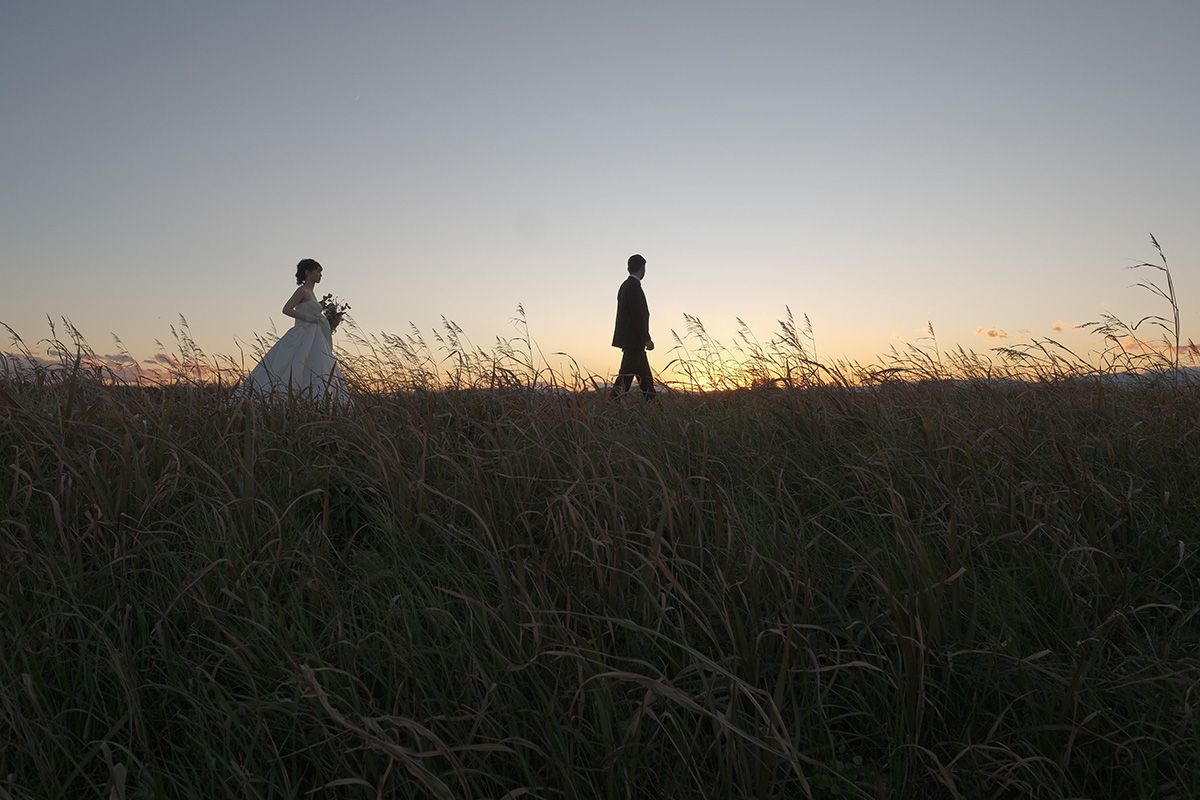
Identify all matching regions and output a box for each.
[240,300,349,403]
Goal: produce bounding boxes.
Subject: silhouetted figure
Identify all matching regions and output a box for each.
[611,253,656,398]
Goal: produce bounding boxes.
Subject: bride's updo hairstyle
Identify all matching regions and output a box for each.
[295,258,322,285]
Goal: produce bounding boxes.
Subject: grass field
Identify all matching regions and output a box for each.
[2,246,1198,798]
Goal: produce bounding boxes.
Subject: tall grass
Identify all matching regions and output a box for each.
[1,239,1198,798]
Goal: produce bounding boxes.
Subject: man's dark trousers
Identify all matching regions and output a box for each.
[615,348,654,397]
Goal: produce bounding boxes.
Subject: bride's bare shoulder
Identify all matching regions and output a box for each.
[282,285,314,314]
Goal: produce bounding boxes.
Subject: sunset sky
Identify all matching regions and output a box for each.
[3,2,1198,383]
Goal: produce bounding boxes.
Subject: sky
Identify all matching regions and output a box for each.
[3,2,1198,384]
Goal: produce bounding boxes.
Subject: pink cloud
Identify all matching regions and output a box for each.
[140,353,236,384]
[1,347,227,384]
[1050,320,1080,334]
[975,327,1009,339]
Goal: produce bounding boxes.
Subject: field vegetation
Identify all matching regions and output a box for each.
[2,241,1198,798]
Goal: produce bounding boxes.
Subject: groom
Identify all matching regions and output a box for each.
[611,253,656,398]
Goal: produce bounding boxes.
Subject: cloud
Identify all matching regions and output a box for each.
[2,348,167,383]
[141,353,232,383]
[974,327,1009,339]
[0,346,235,384]
[1050,320,1080,334]
[1114,336,1174,356]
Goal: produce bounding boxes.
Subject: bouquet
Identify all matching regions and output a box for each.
[320,294,351,334]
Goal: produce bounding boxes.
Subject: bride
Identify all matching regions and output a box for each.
[239,258,349,404]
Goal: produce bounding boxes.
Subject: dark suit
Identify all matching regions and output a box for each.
[612,275,655,396]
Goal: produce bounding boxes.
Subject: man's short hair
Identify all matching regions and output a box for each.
[627,254,646,272]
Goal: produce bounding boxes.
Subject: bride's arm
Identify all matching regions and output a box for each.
[282,288,318,323]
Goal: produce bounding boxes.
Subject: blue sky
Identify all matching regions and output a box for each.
[3,2,1198,381]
